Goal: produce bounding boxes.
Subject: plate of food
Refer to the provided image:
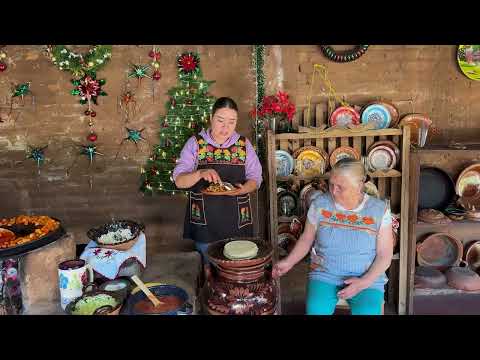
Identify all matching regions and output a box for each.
[361,103,392,129]
[293,146,328,178]
[329,106,361,127]
[329,146,361,167]
[0,215,65,257]
[275,150,294,177]
[201,182,237,196]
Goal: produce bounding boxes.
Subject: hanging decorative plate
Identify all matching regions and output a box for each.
[277,190,299,217]
[329,106,360,127]
[367,145,397,171]
[456,163,480,198]
[329,146,361,167]
[361,103,392,129]
[367,140,400,160]
[457,45,480,81]
[399,114,432,146]
[293,146,328,177]
[275,150,294,177]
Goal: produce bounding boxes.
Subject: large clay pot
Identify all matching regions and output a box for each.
[206,238,277,315]
[465,241,480,272]
[445,262,480,291]
[414,266,447,289]
[416,233,463,270]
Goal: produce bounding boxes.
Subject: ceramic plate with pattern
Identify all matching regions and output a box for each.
[456,163,480,198]
[275,150,294,177]
[277,190,299,217]
[368,140,400,160]
[361,103,392,129]
[457,45,480,81]
[299,183,325,215]
[293,146,328,177]
[399,114,432,146]
[329,146,361,167]
[329,106,361,127]
[367,145,396,171]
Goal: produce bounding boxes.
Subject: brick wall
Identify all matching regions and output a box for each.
[1,45,479,253]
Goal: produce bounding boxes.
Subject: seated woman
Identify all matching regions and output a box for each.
[273,158,394,315]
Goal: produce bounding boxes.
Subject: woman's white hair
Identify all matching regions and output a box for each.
[330,158,367,185]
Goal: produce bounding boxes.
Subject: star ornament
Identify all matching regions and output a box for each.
[128,64,152,79]
[125,127,146,144]
[12,82,32,98]
[79,144,103,164]
[26,145,48,166]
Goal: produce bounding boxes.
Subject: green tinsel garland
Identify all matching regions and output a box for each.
[46,45,112,78]
[252,45,266,161]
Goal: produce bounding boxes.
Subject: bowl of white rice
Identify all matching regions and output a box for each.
[87,220,144,251]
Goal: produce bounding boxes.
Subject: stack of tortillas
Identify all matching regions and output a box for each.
[223,240,259,260]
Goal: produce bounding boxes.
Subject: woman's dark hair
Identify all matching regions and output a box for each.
[211,97,238,116]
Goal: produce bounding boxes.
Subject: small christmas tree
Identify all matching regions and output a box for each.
[140,52,216,195]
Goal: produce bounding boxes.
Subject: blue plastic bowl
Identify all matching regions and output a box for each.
[125,284,193,315]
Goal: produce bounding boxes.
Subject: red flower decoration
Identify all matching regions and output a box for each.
[206,145,215,152]
[104,250,113,258]
[347,214,358,223]
[178,53,199,73]
[336,213,346,221]
[321,209,332,218]
[230,146,237,153]
[78,76,100,99]
[250,91,296,122]
[93,248,101,256]
[363,217,375,225]
[81,271,88,285]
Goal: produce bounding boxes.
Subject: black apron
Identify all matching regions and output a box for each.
[183,134,254,243]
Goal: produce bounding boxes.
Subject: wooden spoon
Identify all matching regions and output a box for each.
[130,275,163,307]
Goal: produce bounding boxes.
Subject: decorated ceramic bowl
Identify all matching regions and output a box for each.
[367,145,397,171]
[329,146,361,167]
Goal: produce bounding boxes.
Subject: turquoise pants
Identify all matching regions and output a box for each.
[306,279,384,315]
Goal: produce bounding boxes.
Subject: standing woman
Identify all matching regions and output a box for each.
[173,97,262,267]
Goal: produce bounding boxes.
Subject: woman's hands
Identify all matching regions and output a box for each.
[272,259,294,279]
[337,277,370,300]
[198,169,222,183]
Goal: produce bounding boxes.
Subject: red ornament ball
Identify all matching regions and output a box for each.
[84,110,91,116]
[152,70,161,81]
[87,133,98,142]
[0,62,7,72]
[90,111,97,118]
[148,50,156,58]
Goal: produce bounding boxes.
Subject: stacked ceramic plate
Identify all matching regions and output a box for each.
[417,209,451,224]
[275,150,294,177]
[293,146,329,178]
[456,163,480,219]
[329,146,361,167]
[329,106,360,127]
[399,113,432,147]
[366,140,399,172]
[361,103,392,129]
